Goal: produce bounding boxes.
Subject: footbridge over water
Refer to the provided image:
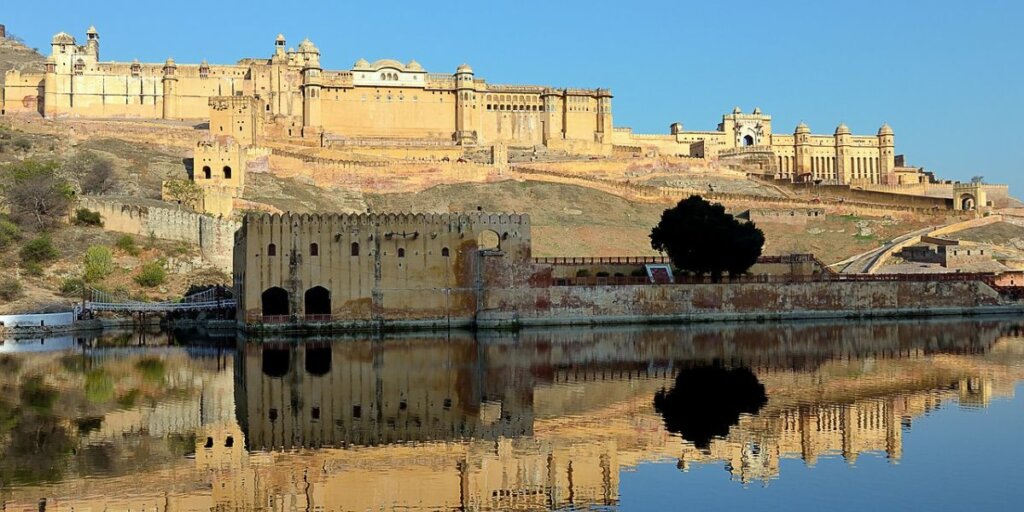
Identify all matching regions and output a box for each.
[84,286,235,315]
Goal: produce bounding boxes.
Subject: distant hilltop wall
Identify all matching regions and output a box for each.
[78,197,237,271]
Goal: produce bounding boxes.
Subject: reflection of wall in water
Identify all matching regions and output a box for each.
[236,339,534,450]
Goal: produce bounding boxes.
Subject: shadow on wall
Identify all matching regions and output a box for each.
[653,363,767,449]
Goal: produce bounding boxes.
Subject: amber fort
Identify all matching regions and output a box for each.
[3,25,1024,330]
[1,27,930,185]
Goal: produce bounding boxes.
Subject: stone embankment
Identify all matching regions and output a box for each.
[244,272,1022,333]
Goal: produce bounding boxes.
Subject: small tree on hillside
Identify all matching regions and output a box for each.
[650,195,765,280]
[0,160,74,230]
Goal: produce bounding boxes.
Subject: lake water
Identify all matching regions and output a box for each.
[1,318,1023,511]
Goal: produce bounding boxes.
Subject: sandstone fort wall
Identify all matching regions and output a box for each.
[78,197,237,271]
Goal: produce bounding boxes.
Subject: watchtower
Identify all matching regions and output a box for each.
[454,63,477,145]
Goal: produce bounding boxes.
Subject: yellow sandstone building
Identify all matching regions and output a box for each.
[3,27,903,185]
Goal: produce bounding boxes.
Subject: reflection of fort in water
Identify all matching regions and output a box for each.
[5,319,1023,510]
[233,320,1023,489]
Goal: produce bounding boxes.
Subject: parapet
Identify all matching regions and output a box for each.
[243,211,531,228]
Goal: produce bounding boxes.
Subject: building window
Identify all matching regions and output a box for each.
[310,243,319,256]
[441,247,450,257]
[202,166,211,179]
[267,243,277,256]
[397,248,405,258]
[223,166,232,179]
[350,242,360,256]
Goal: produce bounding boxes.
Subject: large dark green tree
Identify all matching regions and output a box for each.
[650,195,765,279]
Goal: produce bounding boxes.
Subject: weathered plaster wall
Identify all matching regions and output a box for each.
[234,212,532,325]
[478,280,1006,328]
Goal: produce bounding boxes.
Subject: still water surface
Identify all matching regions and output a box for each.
[1,318,1023,510]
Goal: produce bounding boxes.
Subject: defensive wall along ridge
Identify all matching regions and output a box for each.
[78,196,237,272]
[232,212,1024,333]
[509,166,954,217]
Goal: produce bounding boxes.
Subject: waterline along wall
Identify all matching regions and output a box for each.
[233,212,1023,332]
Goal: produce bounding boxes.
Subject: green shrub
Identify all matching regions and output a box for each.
[74,208,103,226]
[135,260,166,287]
[23,261,44,276]
[83,245,114,282]
[0,277,23,301]
[12,137,31,152]
[115,234,140,256]
[60,276,85,296]
[20,235,59,265]
[0,218,20,250]
[575,269,591,278]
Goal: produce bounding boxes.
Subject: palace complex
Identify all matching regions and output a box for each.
[4,27,909,185]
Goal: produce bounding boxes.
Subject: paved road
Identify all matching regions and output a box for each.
[834,226,936,274]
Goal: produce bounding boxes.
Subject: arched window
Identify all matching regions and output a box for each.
[267,243,277,256]
[223,166,232,179]
[441,247,450,257]
[202,166,211,179]
[380,73,386,80]
[309,243,319,256]
[397,248,405,258]
[743,135,754,146]
[350,242,360,256]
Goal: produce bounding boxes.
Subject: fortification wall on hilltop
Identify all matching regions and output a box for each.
[2,115,202,149]
[861,182,1012,206]
[269,152,499,193]
[511,166,938,217]
[78,197,237,271]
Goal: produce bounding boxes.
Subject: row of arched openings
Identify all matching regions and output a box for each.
[201,165,232,179]
[261,286,331,318]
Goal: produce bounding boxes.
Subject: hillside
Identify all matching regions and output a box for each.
[364,180,939,261]
[0,30,45,85]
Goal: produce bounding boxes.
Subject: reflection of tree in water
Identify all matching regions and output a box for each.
[654,364,767,449]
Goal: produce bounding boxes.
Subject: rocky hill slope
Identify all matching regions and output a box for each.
[0,29,45,85]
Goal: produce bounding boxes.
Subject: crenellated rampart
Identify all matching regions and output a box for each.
[78,197,238,271]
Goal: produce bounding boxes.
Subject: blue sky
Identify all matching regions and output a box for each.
[5,1,1022,193]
